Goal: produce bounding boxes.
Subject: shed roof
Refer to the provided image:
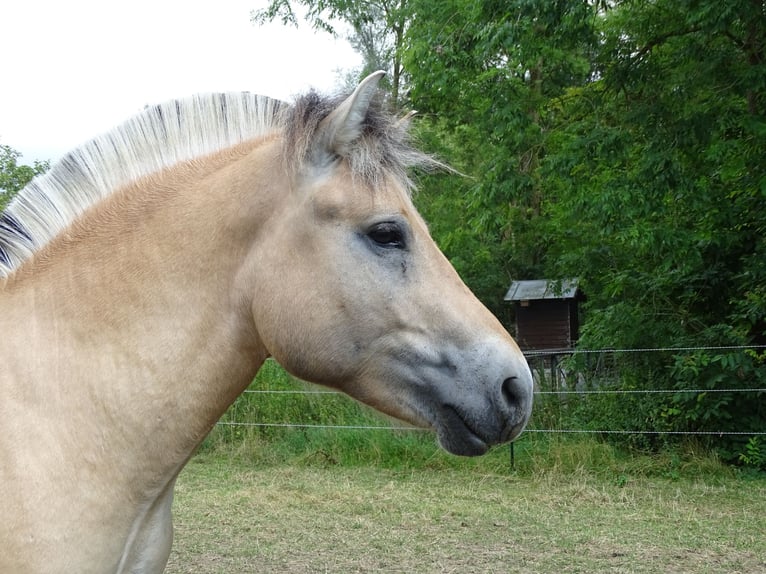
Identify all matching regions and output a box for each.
[504,278,580,302]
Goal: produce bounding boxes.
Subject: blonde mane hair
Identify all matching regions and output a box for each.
[0,93,286,278]
[0,88,440,279]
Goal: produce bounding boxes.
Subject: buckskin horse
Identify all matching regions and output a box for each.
[0,72,533,573]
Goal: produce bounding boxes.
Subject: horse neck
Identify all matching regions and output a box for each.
[3,140,280,475]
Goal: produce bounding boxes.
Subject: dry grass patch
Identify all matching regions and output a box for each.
[164,452,765,574]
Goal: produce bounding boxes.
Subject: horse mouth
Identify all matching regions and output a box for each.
[436,405,491,457]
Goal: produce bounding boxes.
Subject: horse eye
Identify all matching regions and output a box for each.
[367,222,406,249]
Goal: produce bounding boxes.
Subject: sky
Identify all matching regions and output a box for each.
[0,0,362,164]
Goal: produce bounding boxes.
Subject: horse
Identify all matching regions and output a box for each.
[0,72,533,573]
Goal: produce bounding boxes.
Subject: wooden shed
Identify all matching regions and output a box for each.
[504,279,582,351]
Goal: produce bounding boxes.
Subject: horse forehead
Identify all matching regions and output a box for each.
[309,170,413,219]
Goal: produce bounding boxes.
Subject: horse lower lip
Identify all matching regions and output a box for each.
[439,405,489,456]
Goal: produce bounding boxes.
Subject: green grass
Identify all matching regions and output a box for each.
[166,445,766,574]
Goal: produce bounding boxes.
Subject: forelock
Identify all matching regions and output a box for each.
[281,90,443,191]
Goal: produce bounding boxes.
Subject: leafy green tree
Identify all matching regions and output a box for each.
[544,0,765,347]
[399,0,764,458]
[0,144,49,211]
[539,0,766,456]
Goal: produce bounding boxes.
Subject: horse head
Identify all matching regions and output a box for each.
[246,72,533,455]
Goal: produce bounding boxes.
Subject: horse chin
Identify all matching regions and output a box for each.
[434,406,491,457]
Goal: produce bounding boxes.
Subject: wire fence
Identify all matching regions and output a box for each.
[216,345,766,438]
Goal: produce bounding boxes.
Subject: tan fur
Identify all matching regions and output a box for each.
[0,73,533,573]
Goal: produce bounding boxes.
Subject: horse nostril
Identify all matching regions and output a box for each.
[501,376,520,408]
[497,368,534,443]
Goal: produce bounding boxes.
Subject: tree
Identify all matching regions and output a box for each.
[0,144,49,211]
[538,0,766,455]
[252,0,410,105]
[399,0,764,459]
[403,0,598,312]
[543,0,765,346]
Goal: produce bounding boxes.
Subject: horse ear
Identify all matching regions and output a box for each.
[317,71,385,157]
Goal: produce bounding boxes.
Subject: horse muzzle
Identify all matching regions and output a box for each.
[434,372,533,457]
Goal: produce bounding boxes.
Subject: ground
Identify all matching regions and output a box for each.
[164,453,766,574]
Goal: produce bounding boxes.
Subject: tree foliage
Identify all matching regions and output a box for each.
[403,0,599,312]
[542,0,765,348]
[0,144,49,211]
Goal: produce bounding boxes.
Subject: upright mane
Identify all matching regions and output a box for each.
[0,86,441,279]
[0,93,286,278]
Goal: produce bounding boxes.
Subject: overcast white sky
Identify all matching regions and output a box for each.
[0,0,362,163]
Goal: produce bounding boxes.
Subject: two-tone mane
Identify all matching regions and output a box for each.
[0,93,286,277]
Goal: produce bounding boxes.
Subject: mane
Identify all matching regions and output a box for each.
[0,86,442,279]
[0,93,286,278]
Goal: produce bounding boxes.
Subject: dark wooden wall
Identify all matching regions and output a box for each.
[514,299,578,351]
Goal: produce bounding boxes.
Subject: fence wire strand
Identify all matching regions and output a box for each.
[217,421,421,431]
[216,421,766,436]
[523,344,766,357]
[245,388,764,396]
[534,388,764,395]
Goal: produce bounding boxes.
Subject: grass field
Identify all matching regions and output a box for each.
[164,437,766,574]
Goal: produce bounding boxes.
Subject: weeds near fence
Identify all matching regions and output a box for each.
[739,437,765,471]
[525,347,766,468]
[204,360,439,468]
